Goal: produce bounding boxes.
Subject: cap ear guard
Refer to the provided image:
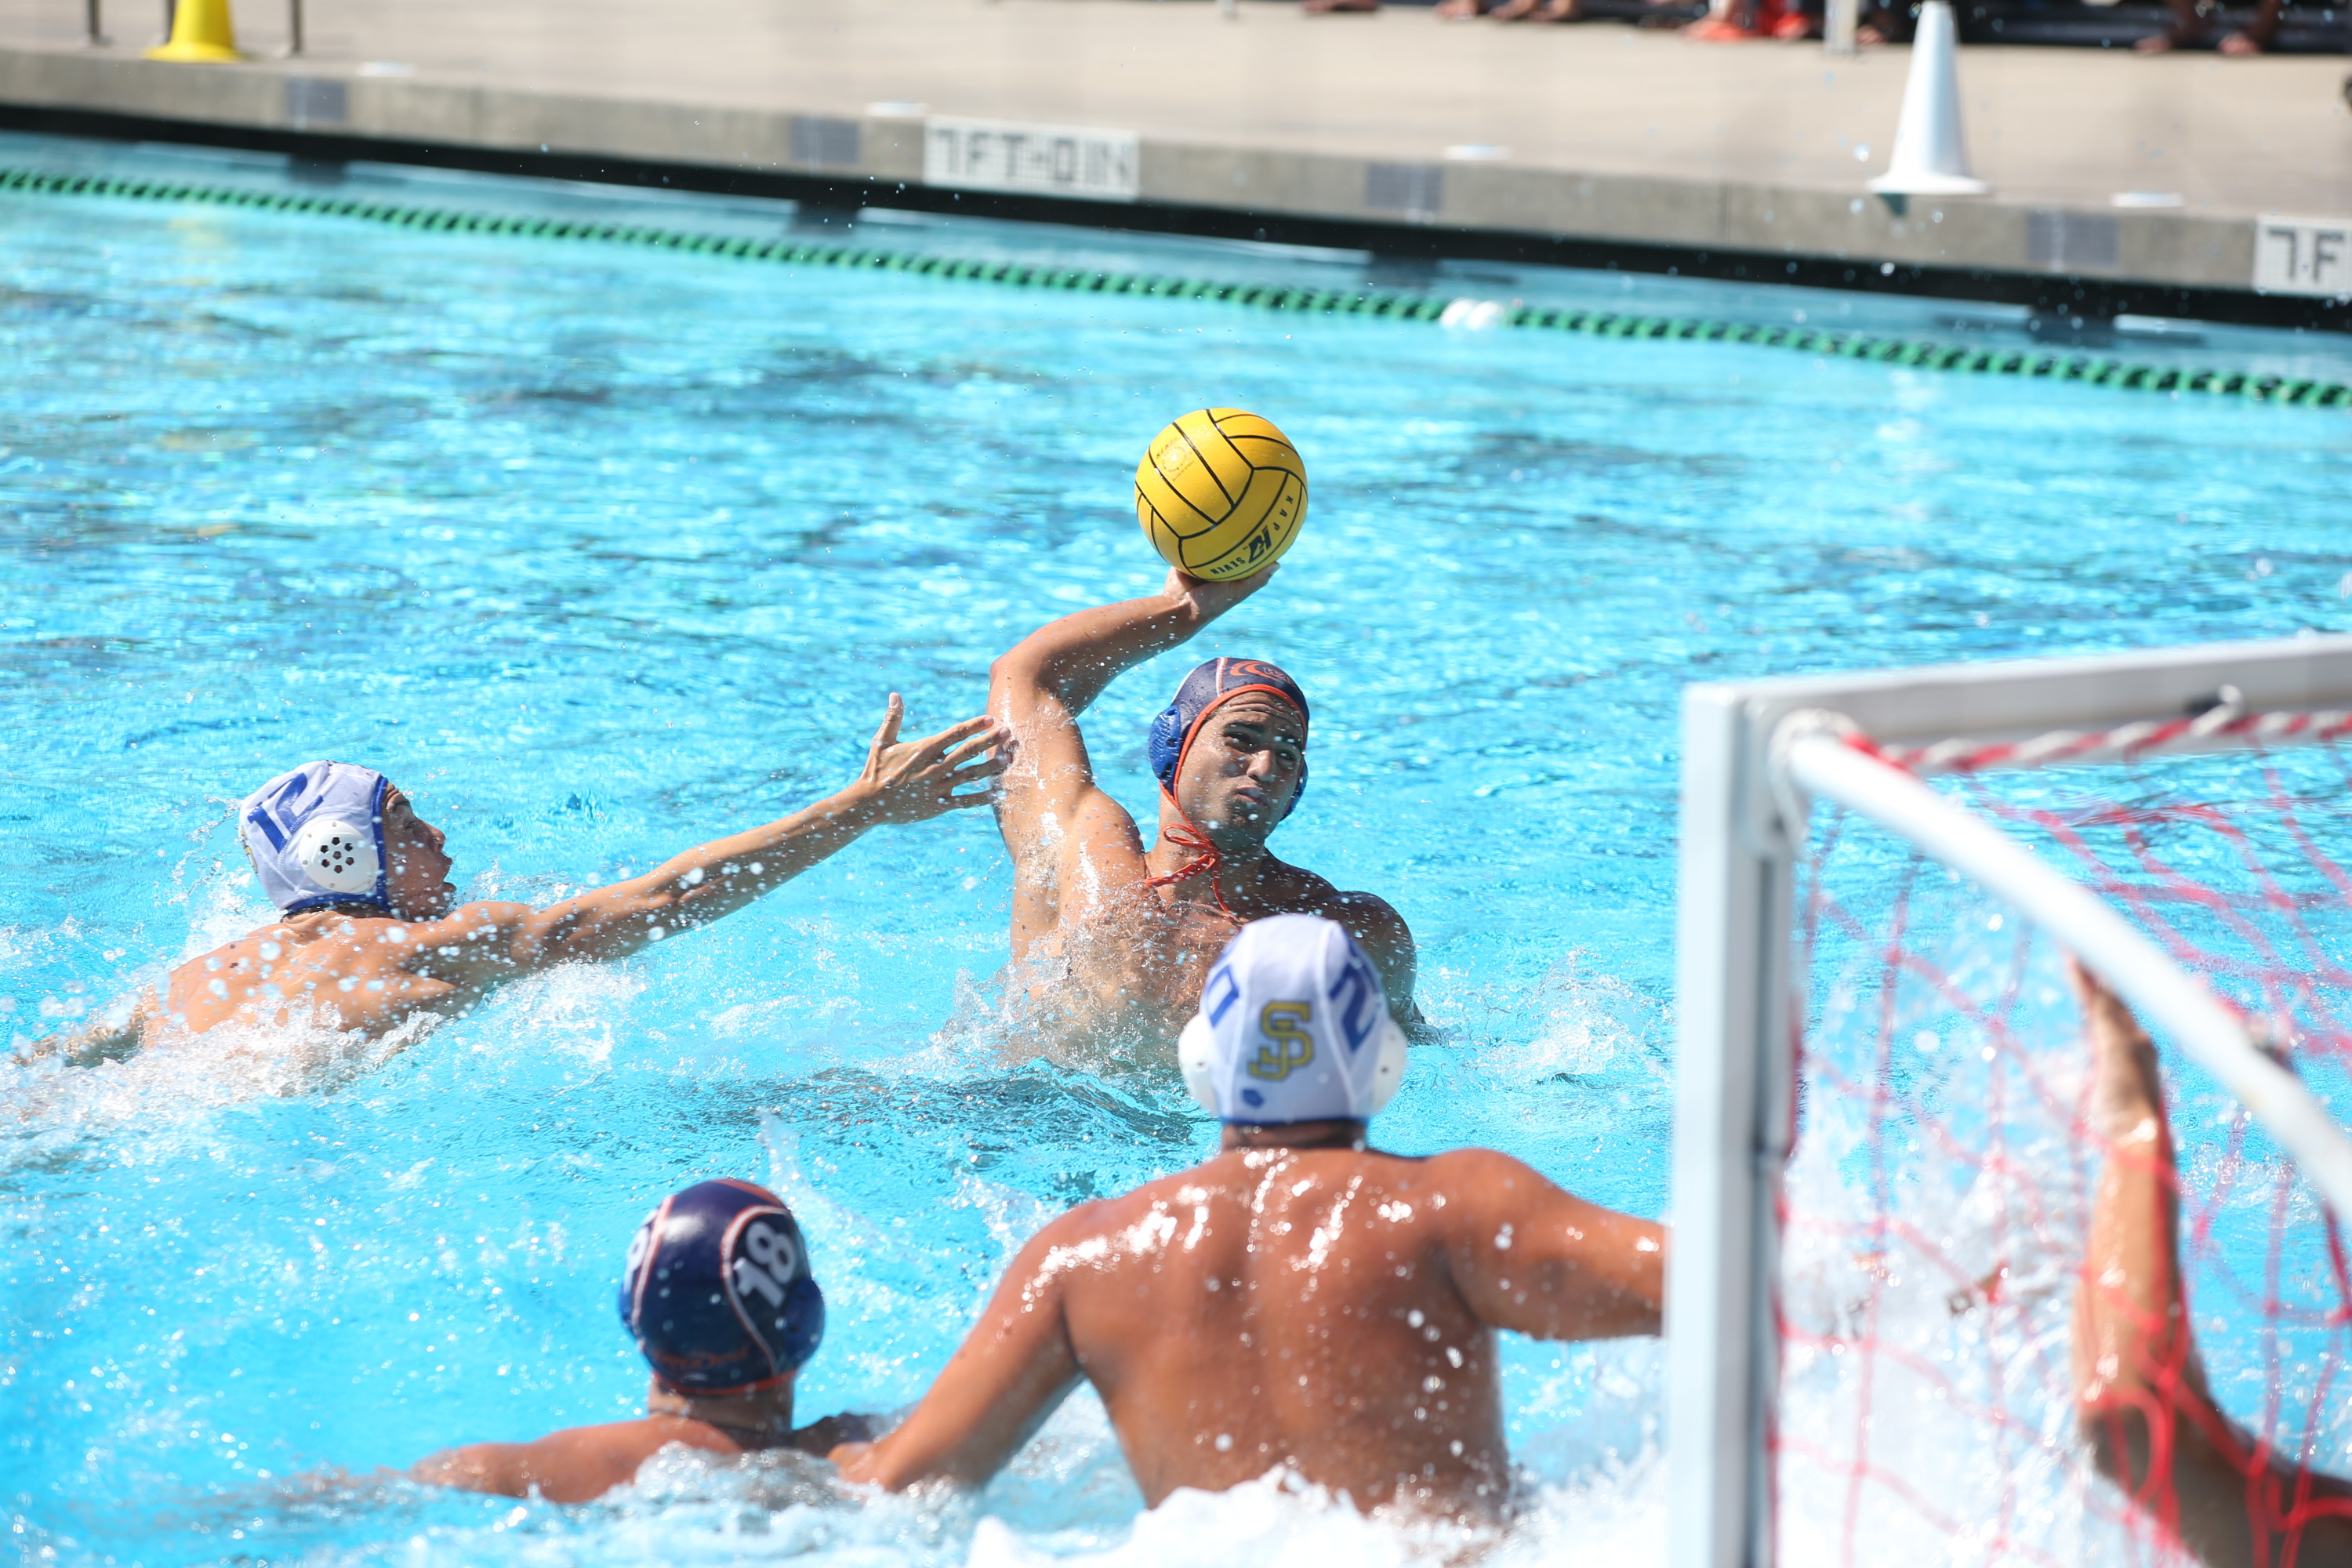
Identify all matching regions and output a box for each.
[1148,704,1186,792]
[1179,1012,1220,1114]
[293,816,380,895]
[1367,1012,1410,1115]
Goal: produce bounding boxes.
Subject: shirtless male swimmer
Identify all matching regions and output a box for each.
[834,913,1665,1519]
[413,1178,876,1503]
[991,565,1417,1058]
[23,696,1003,1064]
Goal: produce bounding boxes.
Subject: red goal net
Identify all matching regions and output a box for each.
[1774,724,2352,1566]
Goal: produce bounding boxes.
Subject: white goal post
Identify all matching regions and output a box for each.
[1665,633,2352,1568]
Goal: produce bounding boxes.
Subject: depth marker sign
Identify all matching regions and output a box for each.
[2252,214,2352,298]
[924,117,1140,203]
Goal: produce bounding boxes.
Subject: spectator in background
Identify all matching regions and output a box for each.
[1673,0,1909,38]
[2067,959,2352,1567]
[1435,0,1700,22]
[2134,0,2283,53]
[1494,0,1589,21]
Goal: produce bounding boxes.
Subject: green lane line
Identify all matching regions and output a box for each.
[5,163,2340,410]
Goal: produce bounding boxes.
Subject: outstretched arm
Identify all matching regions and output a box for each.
[988,568,1279,865]
[2067,959,2352,1568]
[412,696,1004,985]
[1437,1149,1665,1342]
[830,1218,1087,1490]
[411,1417,735,1504]
[13,993,155,1068]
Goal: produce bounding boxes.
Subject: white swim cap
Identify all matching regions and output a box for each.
[1178,913,1409,1124]
[238,761,392,914]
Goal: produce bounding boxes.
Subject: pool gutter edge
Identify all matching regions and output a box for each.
[2,43,2344,334]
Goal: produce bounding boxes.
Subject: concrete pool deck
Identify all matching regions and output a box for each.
[2,0,2350,321]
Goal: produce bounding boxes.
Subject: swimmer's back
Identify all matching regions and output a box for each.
[1048,1145,1592,1512]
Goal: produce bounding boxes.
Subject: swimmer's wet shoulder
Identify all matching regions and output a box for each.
[834,916,1661,1521]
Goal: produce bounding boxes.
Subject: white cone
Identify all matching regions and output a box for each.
[1869,0,1990,197]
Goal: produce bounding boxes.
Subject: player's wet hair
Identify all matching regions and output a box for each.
[618,1178,826,1395]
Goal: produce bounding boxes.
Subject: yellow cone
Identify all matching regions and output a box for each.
[144,0,243,62]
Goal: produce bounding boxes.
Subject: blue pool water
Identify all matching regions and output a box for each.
[5,131,2352,1567]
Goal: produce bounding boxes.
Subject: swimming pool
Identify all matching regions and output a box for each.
[5,130,2350,1568]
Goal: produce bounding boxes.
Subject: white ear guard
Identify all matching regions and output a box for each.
[293,816,381,895]
[1180,1012,1219,1113]
[1366,1012,1409,1115]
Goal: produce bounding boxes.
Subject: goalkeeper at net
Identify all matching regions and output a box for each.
[2069,959,2352,1568]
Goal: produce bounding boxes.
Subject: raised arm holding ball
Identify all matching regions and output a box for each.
[989,409,1420,1062]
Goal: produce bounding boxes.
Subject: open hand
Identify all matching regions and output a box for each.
[853,695,1009,826]
[2063,956,2164,1142]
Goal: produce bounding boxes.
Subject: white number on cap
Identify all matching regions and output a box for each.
[730,1218,799,1310]
[744,1219,799,1279]
[732,1254,786,1308]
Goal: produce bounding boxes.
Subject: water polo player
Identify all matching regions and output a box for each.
[988,564,1418,1060]
[413,1178,876,1502]
[833,914,1663,1519]
[20,695,1004,1064]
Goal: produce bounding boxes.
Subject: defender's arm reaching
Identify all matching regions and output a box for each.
[505,695,1000,971]
[17,695,1005,1058]
[412,695,1007,989]
[829,1217,1088,1490]
[17,995,157,1069]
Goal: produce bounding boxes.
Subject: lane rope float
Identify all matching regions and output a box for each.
[5,165,2343,409]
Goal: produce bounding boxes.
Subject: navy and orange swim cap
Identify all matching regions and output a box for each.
[616,1178,825,1396]
[1147,657,1311,819]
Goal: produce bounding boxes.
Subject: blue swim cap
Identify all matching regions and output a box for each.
[618,1179,826,1395]
[238,761,392,915]
[1146,657,1311,818]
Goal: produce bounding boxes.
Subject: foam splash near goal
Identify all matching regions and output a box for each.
[1777,737,2352,1566]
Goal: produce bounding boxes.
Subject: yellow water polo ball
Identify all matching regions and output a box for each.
[1133,408,1308,582]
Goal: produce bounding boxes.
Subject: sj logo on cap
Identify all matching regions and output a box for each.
[1248,1001,1316,1081]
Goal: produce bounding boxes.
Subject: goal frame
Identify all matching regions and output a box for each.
[1666,633,2352,1568]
